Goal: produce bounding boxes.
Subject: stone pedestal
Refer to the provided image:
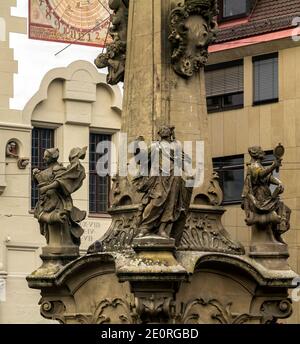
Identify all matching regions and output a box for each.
[119,236,187,323]
[26,250,297,324]
[249,224,290,270]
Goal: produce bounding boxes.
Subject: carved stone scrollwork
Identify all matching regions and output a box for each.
[88,206,140,252]
[177,298,258,324]
[102,212,139,250]
[41,298,137,324]
[40,300,66,323]
[135,295,176,324]
[206,172,223,206]
[179,208,245,254]
[90,298,137,324]
[260,299,293,324]
[95,0,129,85]
[169,0,218,78]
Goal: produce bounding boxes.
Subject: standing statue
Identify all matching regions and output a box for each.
[242,145,291,245]
[133,126,192,239]
[33,147,87,260]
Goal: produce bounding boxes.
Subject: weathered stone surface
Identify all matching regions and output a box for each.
[95,0,129,85]
[27,0,298,324]
[242,144,292,269]
[31,147,87,276]
[26,251,297,324]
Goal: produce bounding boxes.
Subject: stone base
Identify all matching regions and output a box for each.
[249,243,290,270]
[26,251,298,324]
[132,235,175,252]
[42,245,79,256]
[31,252,80,278]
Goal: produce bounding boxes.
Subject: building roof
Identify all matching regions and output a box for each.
[215,0,300,44]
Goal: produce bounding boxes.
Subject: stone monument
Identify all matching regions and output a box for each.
[27,0,297,324]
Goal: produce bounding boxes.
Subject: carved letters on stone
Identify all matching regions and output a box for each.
[169,0,218,78]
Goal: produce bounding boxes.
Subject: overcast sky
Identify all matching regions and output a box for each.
[10,0,106,110]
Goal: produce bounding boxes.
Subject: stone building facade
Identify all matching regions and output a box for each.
[1,0,300,324]
[0,1,122,323]
[207,0,300,323]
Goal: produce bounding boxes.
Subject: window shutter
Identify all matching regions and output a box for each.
[253,56,278,102]
[205,64,244,97]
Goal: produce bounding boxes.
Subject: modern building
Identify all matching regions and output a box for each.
[207,0,300,322]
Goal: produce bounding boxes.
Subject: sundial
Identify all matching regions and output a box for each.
[29,0,111,47]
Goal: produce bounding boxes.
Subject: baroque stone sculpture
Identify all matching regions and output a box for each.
[242,144,291,267]
[168,0,218,78]
[94,0,129,85]
[27,0,298,325]
[32,147,87,276]
[6,140,29,169]
[133,125,192,239]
